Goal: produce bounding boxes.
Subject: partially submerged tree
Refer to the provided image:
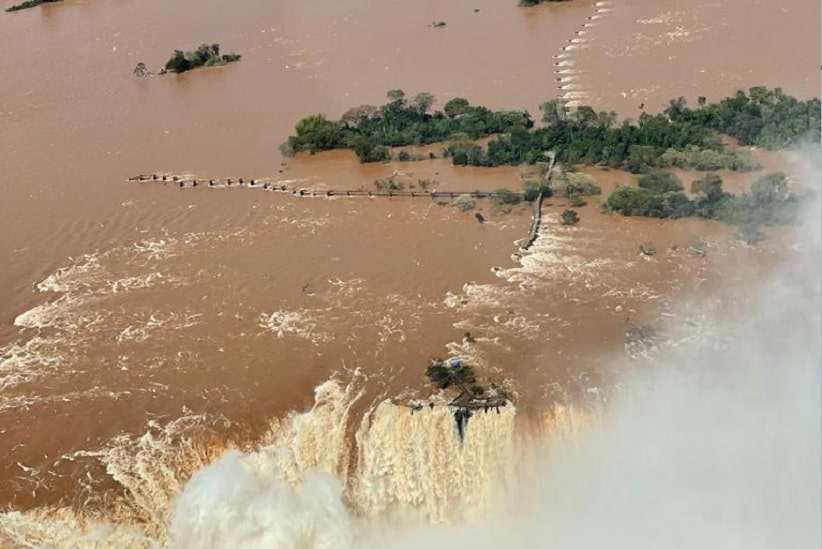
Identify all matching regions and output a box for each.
[560,209,580,225]
[133,62,150,77]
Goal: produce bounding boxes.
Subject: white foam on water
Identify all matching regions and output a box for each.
[116,312,202,344]
[36,253,105,294]
[0,336,64,391]
[443,282,519,312]
[258,310,331,344]
[326,277,365,300]
[131,239,175,262]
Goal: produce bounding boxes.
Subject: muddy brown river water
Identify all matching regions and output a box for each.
[0,0,818,544]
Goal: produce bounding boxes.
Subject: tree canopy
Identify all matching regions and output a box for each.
[606,171,803,242]
[663,87,821,149]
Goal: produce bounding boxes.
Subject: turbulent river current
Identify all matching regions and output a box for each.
[0,0,818,546]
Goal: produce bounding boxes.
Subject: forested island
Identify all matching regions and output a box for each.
[6,0,61,12]
[134,43,241,76]
[283,87,818,242]
[283,88,818,168]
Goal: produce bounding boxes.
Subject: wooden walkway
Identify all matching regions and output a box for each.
[127,171,547,249]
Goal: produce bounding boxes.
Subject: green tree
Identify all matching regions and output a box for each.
[164,50,191,73]
[751,172,788,204]
[425,359,477,392]
[626,145,657,173]
[412,92,436,115]
[637,171,683,194]
[539,99,568,125]
[387,89,406,104]
[691,172,724,201]
[289,114,345,153]
[444,97,471,117]
[340,105,379,128]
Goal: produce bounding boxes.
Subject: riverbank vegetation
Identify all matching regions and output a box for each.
[6,0,61,12]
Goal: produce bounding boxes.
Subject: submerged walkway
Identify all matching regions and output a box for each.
[522,191,544,251]
[127,171,547,249]
[128,173,526,199]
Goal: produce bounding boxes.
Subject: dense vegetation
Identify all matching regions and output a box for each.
[663,87,821,149]
[425,358,484,395]
[281,90,533,161]
[163,43,241,74]
[6,0,61,12]
[605,171,804,243]
[284,88,818,172]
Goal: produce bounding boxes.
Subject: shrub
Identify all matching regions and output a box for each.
[491,188,523,206]
[560,209,579,225]
[374,177,404,192]
[133,62,150,77]
[453,194,476,211]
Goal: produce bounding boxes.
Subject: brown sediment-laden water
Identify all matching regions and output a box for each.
[0,0,818,545]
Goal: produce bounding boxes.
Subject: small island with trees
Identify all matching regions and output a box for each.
[422,357,509,441]
[134,43,241,77]
[519,0,572,5]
